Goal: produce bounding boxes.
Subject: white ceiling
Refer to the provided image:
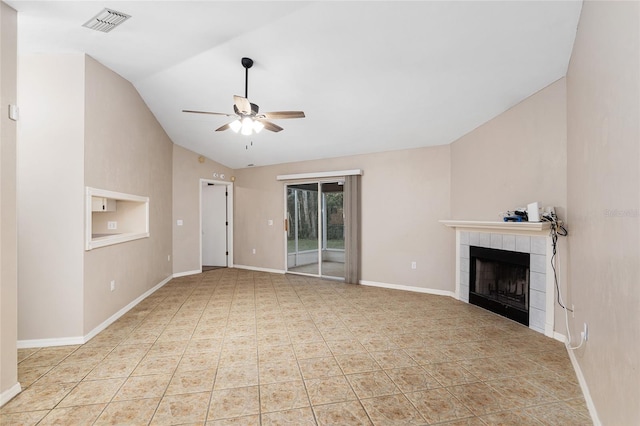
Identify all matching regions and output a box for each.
[7,1,582,169]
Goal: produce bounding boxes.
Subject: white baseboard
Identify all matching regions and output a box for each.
[83,274,173,343]
[553,331,567,343]
[0,382,22,407]
[17,274,173,349]
[17,335,85,349]
[172,269,201,278]
[359,280,456,298]
[234,264,285,274]
[565,345,600,425]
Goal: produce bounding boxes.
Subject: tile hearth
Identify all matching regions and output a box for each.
[1,269,589,425]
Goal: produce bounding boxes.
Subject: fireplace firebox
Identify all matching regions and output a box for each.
[469,246,530,326]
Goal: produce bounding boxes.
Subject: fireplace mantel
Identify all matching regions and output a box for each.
[440,220,551,234]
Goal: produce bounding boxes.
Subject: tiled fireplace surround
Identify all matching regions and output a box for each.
[442,221,555,338]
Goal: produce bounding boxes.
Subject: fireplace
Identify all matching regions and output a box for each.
[441,222,552,336]
[469,246,530,326]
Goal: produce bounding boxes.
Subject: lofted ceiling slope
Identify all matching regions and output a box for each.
[7,1,582,169]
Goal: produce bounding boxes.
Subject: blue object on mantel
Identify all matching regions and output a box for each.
[503,216,524,222]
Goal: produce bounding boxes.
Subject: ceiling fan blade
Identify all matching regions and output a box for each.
[234,95,252,114]
[250,103,259,115]
[182,109,235,117]
[262,111,306,119]
[258,120,284,133]
[215,123,231,132]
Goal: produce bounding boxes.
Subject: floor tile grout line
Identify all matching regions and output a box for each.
[87,295,174,425]
[103,282,182,424]
[198,270,227,424]
[250,274,265,426]
[6,269,588,425]
[300,308,333,425]
[116,269,204,424]
[306,274,376,425]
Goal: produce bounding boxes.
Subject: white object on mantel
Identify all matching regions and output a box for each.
[528,202,541,222]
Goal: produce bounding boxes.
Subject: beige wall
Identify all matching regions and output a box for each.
[172,145,233,275]
[451,78,567,221]
[17,54,174,341]
[0,1,18,401]
[234,145,454,291]
[232,81,566,295]
[17,54,85,341]
[566,1,640,424]
[450,78,569,334]
[83,56,173,334]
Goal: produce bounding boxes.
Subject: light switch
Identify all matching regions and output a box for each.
[8,105,19,121]
[268,219,273,226]
[177,219,183,226]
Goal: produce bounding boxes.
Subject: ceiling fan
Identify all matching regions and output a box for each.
[182,57,305,135]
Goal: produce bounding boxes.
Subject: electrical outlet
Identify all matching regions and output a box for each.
[411,261,417,270]
[110,280,115,292]
[252,248,256,254]
[582,322,589,342]
[107,221,117,230]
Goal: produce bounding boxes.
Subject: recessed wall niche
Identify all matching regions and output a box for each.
[85,187,149,250]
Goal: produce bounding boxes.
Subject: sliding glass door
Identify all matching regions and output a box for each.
[286,181,344,278]
[287,183,319,275]
[321,182,345,278]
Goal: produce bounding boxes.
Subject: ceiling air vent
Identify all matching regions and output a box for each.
[82,8,131,33]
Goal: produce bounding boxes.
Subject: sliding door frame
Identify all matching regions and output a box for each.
[279,169,362,280]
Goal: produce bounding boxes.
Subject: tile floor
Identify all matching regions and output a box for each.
[287,261,344,278]
[1,269,592,425]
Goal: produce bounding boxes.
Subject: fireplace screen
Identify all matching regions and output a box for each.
[469,246,530,326]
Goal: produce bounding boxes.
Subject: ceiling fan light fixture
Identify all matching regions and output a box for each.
[253,120,264,134]
[241,117,254,135]
[183,57,305,135]
[229,119,242,133]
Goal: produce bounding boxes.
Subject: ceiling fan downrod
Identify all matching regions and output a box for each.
[241,57,253,99]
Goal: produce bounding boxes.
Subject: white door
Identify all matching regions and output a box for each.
[202,183,227,267]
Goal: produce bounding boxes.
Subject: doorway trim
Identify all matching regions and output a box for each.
[199,178,234,271]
